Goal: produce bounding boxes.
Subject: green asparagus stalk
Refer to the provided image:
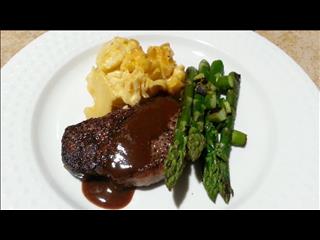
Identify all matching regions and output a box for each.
[202,60,225,202]
[199,59,210,79]
[214,72,241,202]
[165,66,198,190]
[214,125,234,202]
[203,118,220,202]
[208,60,224,83]
[187,60,209,161]
[204,60,219,110]
[203,117,235,203]
[187,92,206,161]
[211,60,224,74]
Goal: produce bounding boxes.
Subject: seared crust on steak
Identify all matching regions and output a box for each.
[62,97,179,186]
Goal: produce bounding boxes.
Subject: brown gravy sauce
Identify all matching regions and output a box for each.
[82,96,180,209]
[82,178,134,209]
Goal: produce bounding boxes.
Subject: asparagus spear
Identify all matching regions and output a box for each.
[203,118,220,202]
[210,60,224,76]
[215,72,241,160]
[198,59,210,79]
[214,72,241,202]
[165,66,198,190]
[214,124,234,202]
[187,60,209,161]
[205,60,221,108]
[202,60,225,201]
[187,92,206,161]
[208,60,224,84]
[203,115,234,203]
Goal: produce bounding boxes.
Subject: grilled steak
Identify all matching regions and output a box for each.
[62,96,179,187]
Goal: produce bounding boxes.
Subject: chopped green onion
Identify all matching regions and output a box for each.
[223,100,232,114]
[194,73,205,81]
[205,92,216,109]
[208,108,227,123]
[231,130,247,147]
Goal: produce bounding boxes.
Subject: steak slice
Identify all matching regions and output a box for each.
[62,96,179,187]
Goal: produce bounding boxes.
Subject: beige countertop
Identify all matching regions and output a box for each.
[1,31,319,88]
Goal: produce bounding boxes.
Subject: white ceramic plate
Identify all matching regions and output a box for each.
[1,31,319,209]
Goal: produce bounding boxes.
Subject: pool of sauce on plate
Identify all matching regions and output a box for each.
[82,96,180,209]
[82,178,135,209]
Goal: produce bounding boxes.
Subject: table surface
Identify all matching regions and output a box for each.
[1,31,319,88]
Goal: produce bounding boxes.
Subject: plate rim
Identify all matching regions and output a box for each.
[1,31,318,209]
